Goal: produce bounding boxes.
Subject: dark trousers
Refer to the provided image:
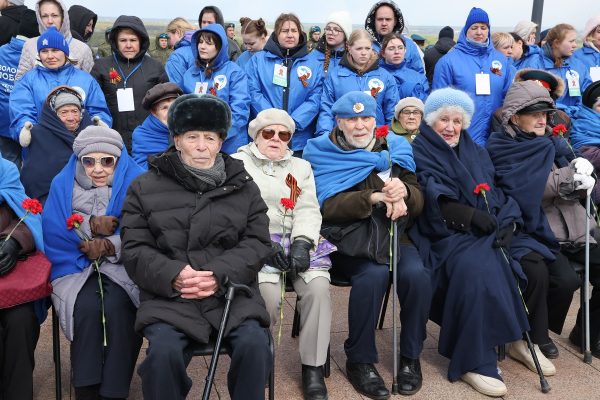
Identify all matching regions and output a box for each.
[334,243,431,363]
[0,302,39,400]
[139,319,272,400]
[520,252,551,344]
[71,274,141,398]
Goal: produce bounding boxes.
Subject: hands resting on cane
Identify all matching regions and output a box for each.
[370,177,408,220]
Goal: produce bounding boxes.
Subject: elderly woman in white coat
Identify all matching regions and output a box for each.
[232,109,333,400]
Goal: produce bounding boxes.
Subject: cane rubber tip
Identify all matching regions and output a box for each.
[392,383,399,394]
[541,380,551,393]
[584,351,593,364]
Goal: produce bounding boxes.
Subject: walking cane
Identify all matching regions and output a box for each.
[391,220,399,394]
[584,192,593,363]
[202,281,253,400]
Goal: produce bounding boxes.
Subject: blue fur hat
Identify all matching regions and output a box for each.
[332,91,377,119]
[37,27,69,56]
[464,7,489,30]
[424,88,475,119]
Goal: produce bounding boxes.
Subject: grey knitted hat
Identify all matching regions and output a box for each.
[73,126,124,158]
[53,92,82,111]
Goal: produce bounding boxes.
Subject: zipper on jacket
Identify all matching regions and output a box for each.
[282,49,291,112]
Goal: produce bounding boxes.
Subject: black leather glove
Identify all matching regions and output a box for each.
[289,239,312,274]
[266,241,290,272]
[470,209,497,236]
[494,223,515,249]
[0,238,22,276]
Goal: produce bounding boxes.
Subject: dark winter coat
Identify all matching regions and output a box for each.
[120,149,271,343]
[0,5,27,46]
[90,15,168,152]
[423,37,455,85]
[68,5,97,42]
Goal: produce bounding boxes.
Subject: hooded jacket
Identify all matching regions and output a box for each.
[514,43,542,70]
[164,30,195,86]
[149,35,172,65]
[573,44,600,80]
[68,5,97,42]
[0,4,28,46]
[246,33,324,151]
[380,59,429,101]
[423,36,455,84]
[16,0,94,80]
[9,61,111,140]
[90,15,168,152]
[181,24,249,154]
[0,37,25,139]
[316,52,399,136]
[364,1,424,74]
[198,6,241,61]
[432,24,515,145]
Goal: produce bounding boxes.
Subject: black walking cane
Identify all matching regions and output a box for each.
[202,281,253,400]
[391,220,399,394]
[584,192,593,363]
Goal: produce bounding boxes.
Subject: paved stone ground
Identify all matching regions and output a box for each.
[32,287,600,399]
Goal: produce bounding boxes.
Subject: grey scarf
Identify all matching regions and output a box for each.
[179,153,227,190]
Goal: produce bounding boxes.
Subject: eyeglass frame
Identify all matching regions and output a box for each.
[260,128,292,142]
[324,26,344,35]
[81,155,117,169]
[400,109,423,117]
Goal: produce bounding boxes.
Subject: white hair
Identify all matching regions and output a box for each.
[424,105,472,129]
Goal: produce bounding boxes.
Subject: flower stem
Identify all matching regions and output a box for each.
[0,213,28,251]
[93,259,108,347]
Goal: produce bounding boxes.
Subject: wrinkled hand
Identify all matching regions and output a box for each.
[289,239,312,274]
[19,121,33,147]
[172,265,218,299]
[574,173,595,194]
[92,116,109,128]
[90,215,119,236]
[384,199,408,221]
[571,157,594,176]
[470,209,497,236]
[494,223,515,249]
[382,178,408,203]
[266,241,290,271]
[79,239,115,260]
[0,238,21,276]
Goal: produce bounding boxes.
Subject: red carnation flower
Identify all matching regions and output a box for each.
[474,183,491,195]
[280,198,295,211]
[22,198,43,215]
[66,214,84,230]
[552,124,568,137]
[375,125,389,139]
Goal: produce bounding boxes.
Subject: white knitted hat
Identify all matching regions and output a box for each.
[326,11,353,40]
[583,15,600,39]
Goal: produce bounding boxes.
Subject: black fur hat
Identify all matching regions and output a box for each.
[167,94,232,139]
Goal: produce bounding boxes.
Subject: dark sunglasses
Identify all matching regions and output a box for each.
[81,156,117,168]
[260,128,291,142]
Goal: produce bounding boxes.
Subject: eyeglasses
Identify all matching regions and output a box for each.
[81,156,117,168]
[400,110,422,117]
[324,26,343,35]
[260,128,291,142]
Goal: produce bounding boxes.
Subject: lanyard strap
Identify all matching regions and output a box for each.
[113,54,144,87]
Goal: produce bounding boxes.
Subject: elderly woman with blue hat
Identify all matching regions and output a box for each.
[432,7,514,145]
[410,88,554,397]
[305,91,431,398]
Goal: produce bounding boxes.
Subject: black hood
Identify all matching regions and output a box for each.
[1,4,27,23]
[434,37,455,54]
[68,5,97,42]
[198,6,224,27]
[109,15,150,62]
[365,1,404,43]
[263,31,308,59]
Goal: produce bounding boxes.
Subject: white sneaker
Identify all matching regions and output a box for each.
[461,372,507,397]
[507,340,556,376]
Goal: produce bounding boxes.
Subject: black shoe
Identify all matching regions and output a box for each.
[397,356,422,395]
[570,324,600,358]
[345,361,390,400]
[302,364,328,400]
[75,385,100,400]
[538,340,559,359]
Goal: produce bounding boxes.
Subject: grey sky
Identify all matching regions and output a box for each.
[25,0,595,30]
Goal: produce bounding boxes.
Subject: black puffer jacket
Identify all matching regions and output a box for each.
[120,149,271,343]
[68,5,97,42]
[90,15,168,152]
[423,37,455,85]
[0,5,27,46]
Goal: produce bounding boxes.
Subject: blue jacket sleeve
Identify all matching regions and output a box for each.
[246,55,274,115]
[8,74,36,140]
[227,67,250,143]
[85,78,113,127]
[289,68,324,132]
[166,48,191,87]
[315,74,336,136]
[431,55,453,90]
[404,38,425,75]
[383,75,399,124]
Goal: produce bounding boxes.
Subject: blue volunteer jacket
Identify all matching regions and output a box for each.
[573,45,600,80]
[9,63,111,140]
[0,37,24,139]
[432,28,514,146]
[514,44,542,70]
[306,38,345,78]
[181,24,250,154]
[316,56,399,136]
[165,31,195,87]
[380,59,429,101]
[372,36,424,75]
[246,33,324,151]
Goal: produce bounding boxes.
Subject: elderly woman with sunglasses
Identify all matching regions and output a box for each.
[42,126,144,400]
[232,109,334,400]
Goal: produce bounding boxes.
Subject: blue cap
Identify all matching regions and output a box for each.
[37,27,69,56]
[464,7,489,30]
[310,26,321,33]
[332,91,377,119]
[424,88,475,119]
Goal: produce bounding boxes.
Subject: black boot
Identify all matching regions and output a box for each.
[345,361,390,400]
[397,356,422,395]
[538,339,559,359]
[75,384,100,400]
[302,364,328,400]
[569,323,600,358]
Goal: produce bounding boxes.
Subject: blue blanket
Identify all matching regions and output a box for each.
[43,152,143,281]
[131,113,170,170]
[303,131,415,206]
[571,106,600,149]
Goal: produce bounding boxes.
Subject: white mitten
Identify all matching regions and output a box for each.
[19,121,33,147]
[92,116,109,128]
[571,157,594,176]
[575,174,595,194]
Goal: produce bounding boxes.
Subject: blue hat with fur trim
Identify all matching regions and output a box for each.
[332,91,377,119]
[424,88,475,119]
[464,7,489,30]
[37,27,69,56]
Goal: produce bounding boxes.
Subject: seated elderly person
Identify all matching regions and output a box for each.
[43,126,144,399]
[120,94,273,400]
[410,88,556,397]
[232,108,334,400]
[488,81,600,359]
[304,91,431,398]
[391,97,425,143]
[131,82,183,169]
[20,86,93,204]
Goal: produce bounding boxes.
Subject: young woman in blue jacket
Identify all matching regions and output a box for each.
[245,13,324,153]
[181,24,250,154]
[573,16,600,83]
[316,29,398,136]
